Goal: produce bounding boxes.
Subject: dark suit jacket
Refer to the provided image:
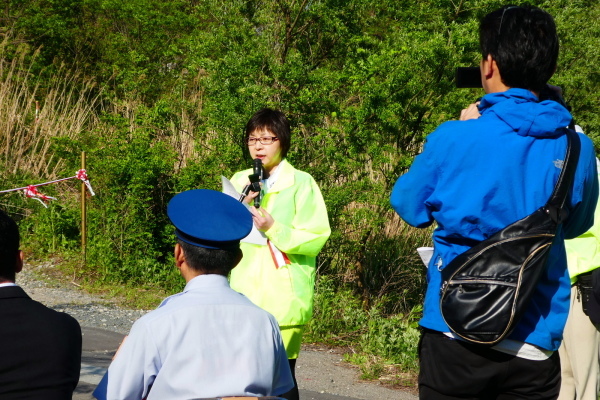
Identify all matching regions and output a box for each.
[0,285,82,399]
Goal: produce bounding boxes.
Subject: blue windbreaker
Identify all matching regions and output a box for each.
[390,88,598,351]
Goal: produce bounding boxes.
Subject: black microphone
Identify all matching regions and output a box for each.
[252,158,263,208]
[253,158,263,180]
[238,159,263,206]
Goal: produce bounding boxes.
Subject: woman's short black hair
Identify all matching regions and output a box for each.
[479,5,559,93]
[244,108,291,159]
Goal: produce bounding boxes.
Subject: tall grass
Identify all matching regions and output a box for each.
[0,35,102,180]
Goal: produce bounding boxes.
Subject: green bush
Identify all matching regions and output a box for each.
[3,0,600,372]
[306,275,369,344]
[307,275,421,374]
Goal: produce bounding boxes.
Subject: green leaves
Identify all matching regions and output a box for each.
[4,0,600,318]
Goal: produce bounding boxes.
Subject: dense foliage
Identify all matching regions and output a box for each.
[2,0,599,375]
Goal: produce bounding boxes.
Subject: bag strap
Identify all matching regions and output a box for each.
[545,128,581,224]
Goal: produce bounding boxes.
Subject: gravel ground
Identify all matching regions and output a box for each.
[17,262,148,335]
[17,261,418,400]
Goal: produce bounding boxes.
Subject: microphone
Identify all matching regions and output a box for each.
[238,159,263,208]
[252,159,263,208]
[253,158,263,180]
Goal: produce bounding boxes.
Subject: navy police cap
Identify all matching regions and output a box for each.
[167,189,252,250]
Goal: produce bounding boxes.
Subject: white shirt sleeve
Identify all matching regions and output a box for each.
[106,320,161,400]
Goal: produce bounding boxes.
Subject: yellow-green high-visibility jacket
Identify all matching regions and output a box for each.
[565,158,600,284]
[229,159,331,326]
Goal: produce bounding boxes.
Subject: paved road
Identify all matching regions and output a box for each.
[74,327,120,399]
[73,327,417,400]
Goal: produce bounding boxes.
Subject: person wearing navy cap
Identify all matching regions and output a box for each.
[97,189,294,400]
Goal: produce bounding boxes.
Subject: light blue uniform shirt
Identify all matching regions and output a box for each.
[105,274,293,400]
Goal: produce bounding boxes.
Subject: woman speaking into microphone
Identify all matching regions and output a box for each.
[229,108,331,400]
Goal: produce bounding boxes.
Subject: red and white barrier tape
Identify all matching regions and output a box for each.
[24,185,57,208]
[0,169,95,205]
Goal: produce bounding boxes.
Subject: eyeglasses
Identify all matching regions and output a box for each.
[247,136,279,146]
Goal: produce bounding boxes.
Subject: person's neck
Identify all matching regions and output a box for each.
[264,162,282,178]
[487,87,539,99]
[484,80,509,94]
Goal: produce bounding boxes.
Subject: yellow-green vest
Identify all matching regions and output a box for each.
[228,160,331,326]
[565,159,600,283]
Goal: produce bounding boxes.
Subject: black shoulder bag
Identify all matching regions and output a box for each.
[440,129,580,346]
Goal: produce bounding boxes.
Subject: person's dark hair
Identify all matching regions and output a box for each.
[479,5,559,92]
[0,208,20,281]
[244,108,291,159]
[177,240,241,276]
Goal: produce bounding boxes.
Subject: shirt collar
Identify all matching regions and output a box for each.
[264,162,282,191]
[267,159,296,192]
[183,274,229,292]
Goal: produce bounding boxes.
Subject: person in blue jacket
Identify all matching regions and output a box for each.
[390,5,598,399]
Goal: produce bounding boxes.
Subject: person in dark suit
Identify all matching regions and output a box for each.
[0,208,82,399]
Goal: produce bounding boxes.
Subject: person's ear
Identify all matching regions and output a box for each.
[174,243,186,270]
[481,54,494,79]
[233,248,243,268]
[15,251,23,274]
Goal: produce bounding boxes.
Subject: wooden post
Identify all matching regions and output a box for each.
[81,151,87,266]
